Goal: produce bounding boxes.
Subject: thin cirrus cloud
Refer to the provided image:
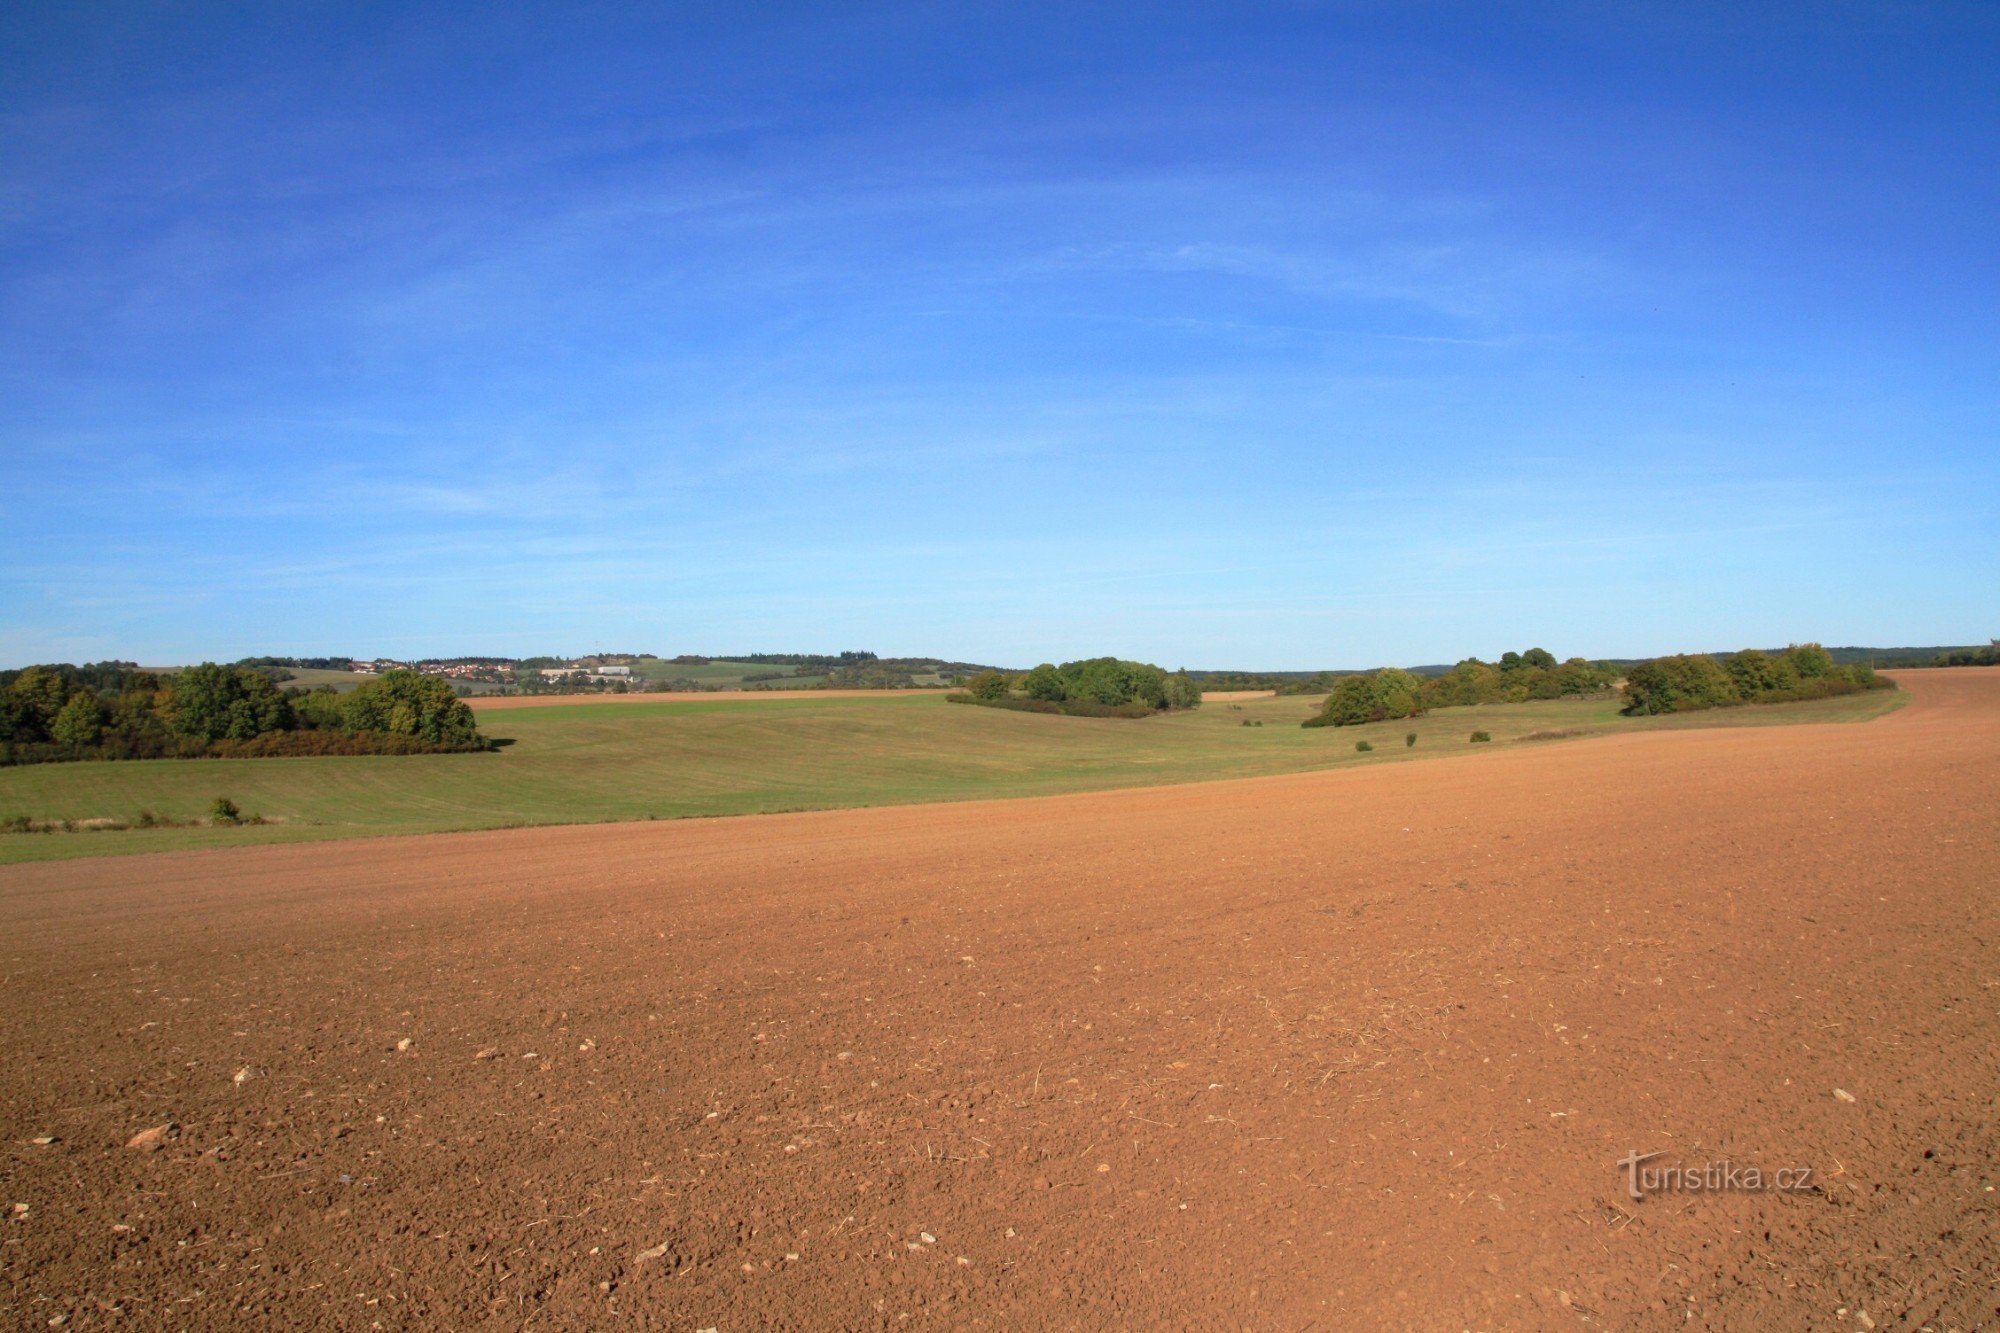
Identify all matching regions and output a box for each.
[0,2,1995,666]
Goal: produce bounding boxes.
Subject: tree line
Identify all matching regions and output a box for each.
[1305,649,1617,727]
[953,658,1203,717]
[1620,644,1889,715]
[0,663,486,766]
[1930,641,1999,668]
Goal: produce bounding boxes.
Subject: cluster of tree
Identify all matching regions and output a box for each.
[1420,651,1618,707]
[1303,650,1616,728]
[954,658,1202,718]
[1303,667,1429,727]
[1621,644,1890,715]
[0,664,486,766]
[0,660,146,693]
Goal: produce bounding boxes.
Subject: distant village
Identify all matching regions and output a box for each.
[348,658,639,688]
[294,651,987,695]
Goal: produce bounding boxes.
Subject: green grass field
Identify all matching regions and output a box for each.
[625,657,828,687]
[0,687,1905,865]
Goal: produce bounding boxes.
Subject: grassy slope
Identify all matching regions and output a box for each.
[0,688,1905,866]
[627,658,828,687]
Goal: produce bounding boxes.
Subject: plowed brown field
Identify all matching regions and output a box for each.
[2,670,1995,1329]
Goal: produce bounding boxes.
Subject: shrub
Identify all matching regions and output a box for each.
[1355,740,1373,752]
[1405,732,1417,747]
[1469,730,1492,743]
[210,796,241,825]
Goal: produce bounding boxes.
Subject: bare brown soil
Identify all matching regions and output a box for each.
[468,688,951,711]
[2,669,1995,1329]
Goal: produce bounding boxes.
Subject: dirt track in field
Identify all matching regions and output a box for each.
[2,670,1995,1329]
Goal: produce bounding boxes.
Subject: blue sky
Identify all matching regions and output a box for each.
[2,2,1995,669]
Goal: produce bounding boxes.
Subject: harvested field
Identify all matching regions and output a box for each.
[0,668,1993,1327]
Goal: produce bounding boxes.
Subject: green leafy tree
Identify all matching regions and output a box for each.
[166,664,293,741]
[966,670,1011,701]
[1725,648,1782,697]
[50,692,107,748]
[1622,654,1742,715]
[1058,658,1170,709]
[1783,643,1835,679]
[1553,658,1610,695]
[1162,671,1202,710]
[1372,667,1424,719]
[1313,675,1386,726]
[1521,647,1558,670]
[0,693,38,744]
[1021,664,1067,702]
[343,670,478,744]
[7,666,72,737]
[290,688,349,729]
